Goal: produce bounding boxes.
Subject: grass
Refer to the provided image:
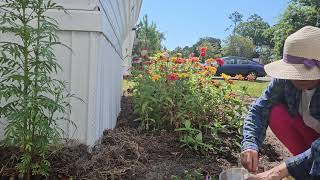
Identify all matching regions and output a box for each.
[232,80,269,98]
[122,79,270,98]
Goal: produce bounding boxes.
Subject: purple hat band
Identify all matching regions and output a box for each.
[284,54,320,68]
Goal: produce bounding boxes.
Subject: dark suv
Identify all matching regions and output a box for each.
[215,56,266,80]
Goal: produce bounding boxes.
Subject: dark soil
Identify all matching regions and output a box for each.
[0,93,291,180]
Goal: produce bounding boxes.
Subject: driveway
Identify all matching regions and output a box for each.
[257,76,272,82]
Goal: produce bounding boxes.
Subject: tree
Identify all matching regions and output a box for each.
[227,11,243,35]
[192,37,222,57]
[293,0,320,9]
[133,15,165,57]
[223,35,255,58]
[266,1,319,58]
[171,37,221,58]
[236,14,270,48]
[170,46,184,56]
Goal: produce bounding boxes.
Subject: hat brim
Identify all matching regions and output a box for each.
[264,60,320,80]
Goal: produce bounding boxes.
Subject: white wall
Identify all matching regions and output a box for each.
[0,0,142,145]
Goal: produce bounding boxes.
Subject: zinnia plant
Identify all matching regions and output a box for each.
[130,50,249,153]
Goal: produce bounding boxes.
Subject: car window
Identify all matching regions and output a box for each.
[225,58,236,65]
[238,60,249,64]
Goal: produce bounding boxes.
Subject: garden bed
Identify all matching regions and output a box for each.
[0,93,291,180]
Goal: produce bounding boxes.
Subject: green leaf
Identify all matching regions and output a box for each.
[195,132,203,142]
[184,120,191,129]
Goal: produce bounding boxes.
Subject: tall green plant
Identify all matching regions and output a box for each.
[0,0,72,178]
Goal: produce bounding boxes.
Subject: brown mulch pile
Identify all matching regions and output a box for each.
[0,93,291,180]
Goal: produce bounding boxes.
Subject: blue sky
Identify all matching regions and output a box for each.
[138,0,290,50]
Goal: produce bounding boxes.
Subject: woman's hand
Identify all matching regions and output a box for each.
[246,170,282,180]
[246,163,289,180]
[241,149,259,172]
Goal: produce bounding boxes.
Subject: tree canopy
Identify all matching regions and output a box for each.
[133,15,165,57]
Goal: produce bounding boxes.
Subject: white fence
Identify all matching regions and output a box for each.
[0,0,142,145]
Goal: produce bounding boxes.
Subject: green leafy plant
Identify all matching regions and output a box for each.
[130,52,249,153]
[0,0,72,178]
[175,120,212,152]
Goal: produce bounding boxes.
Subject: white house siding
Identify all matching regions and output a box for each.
[0,0,142,145]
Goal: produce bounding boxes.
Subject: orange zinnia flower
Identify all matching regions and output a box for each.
[151,74,161,81]
[192,57,200,63]
[235,74,244,80]
[174,58,186,64]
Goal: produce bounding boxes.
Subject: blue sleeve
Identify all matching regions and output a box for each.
[285,138,320,179]
[241,78,285,152]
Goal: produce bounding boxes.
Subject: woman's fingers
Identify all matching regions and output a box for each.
[241,149,259,172]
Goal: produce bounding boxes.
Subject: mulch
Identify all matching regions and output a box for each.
[0,93,291,180]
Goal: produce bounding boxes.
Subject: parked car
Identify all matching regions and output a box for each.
[214,56,266,80]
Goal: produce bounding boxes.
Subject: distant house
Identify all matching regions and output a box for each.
[0,0,142,145]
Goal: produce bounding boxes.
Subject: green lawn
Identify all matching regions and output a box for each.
[122,79,270,98]
[232,80,269,98]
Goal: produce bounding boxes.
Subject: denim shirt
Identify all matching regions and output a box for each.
[242,79,320,179]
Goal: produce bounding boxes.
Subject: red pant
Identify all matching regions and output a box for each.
[269,104,320,155]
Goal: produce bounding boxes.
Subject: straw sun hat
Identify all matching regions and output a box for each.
[264,26,320,80]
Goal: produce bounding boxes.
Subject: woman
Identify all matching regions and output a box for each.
[241,26,320,180]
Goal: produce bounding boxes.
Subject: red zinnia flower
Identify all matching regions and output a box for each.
[199,47,208,52]
[199,47,207,58]
[167,73,179,81]
[216,58,224,66]
[200,51,206,58]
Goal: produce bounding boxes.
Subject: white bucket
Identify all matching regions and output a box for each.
[219,168,250,180]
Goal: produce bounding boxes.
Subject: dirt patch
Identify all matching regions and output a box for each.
[0,94,291,179]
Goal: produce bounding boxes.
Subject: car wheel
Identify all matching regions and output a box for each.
[247,71,257,80]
